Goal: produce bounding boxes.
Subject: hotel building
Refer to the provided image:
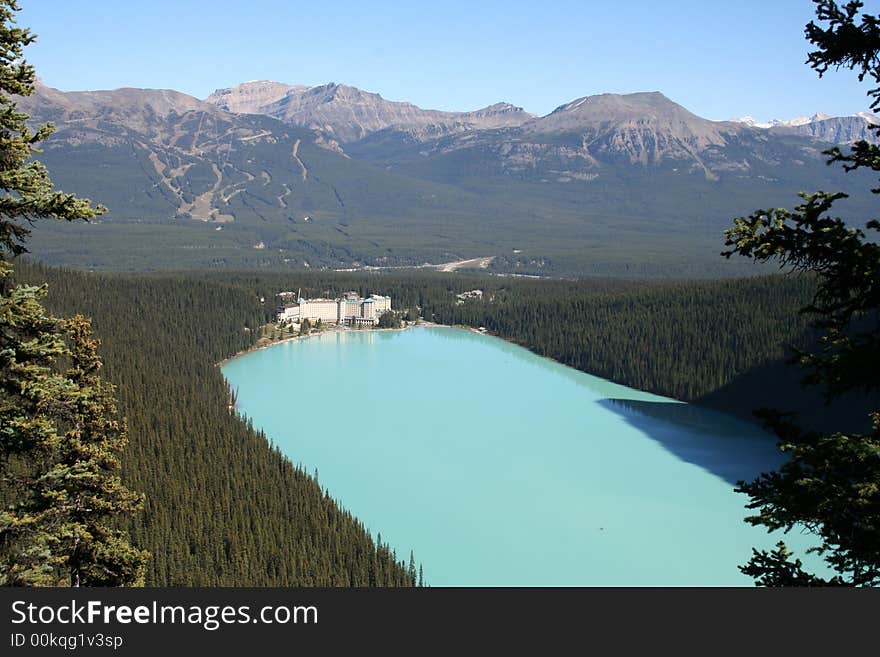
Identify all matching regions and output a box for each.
[276,291,392,326]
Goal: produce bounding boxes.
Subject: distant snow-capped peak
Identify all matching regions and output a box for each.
[731,115,772,128]
[730,112,870,128]
[856,111,880,124]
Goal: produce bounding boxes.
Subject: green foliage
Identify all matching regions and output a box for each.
[11,261,839,587]
[377,310,401,329]
[0,1,146,587]
[735,411,879,586]
[0,266,148,585]
[0,263,70,585]
[0,1,103,255]
[739,541,835,586]
[15,261,416,586]
[725,191,880,398]
[419,275,816,402]
[30,314,148,586]
[180,268,819,406]
[806,1,880,111]
[722,0,880,587]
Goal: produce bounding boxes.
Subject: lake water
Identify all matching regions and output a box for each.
[221,326,815,586]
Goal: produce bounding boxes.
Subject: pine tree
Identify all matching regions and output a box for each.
[0,264,72,585]
[41,316,149,586]
[0,305,149,585]
[723,0,880,586]
[0,0,147,586]
[408,549,416,585]
[0,1,104,255]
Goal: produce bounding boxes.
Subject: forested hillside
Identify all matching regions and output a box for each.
[209,270,814,399]
[16,261,869,586]
[215,269,873,429]
[14,261,415,586]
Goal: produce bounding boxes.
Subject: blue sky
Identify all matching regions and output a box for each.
[17,0,880,120]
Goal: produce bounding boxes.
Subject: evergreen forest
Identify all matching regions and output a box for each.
[10,260,870,585]
[9,261,417,586]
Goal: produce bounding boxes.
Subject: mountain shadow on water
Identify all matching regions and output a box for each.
[598,398,784,487]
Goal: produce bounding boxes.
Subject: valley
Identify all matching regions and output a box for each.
[3,0,879,607]
[18,80,878,277]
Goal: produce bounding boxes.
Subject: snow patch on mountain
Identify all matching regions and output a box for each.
[731,112,870,128]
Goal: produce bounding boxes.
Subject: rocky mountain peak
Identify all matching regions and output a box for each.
[460,102,534,128]
[541,91,699,124]
[206,80,537,142]
[462,102,535,124]
[472,102,526,114]
[23,80,221,138]
[205,80,309,114]
[520,92,738,167]
[298,82,388,106]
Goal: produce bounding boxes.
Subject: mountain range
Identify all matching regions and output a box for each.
[19,79,878,276]
[731,111,879,144]
[205,81,534,145]
[206,80,879,150]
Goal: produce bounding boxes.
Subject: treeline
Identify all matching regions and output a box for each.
[10,263,837,586]
[14,261,415,586]
[200,269,817,402]
[193,268,866,425]
[425,275,817,402]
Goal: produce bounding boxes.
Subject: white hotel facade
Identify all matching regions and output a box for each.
[277,291,392,326]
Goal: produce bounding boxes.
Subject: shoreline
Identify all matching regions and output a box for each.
[216,321,424,367]
[218,318,770,431]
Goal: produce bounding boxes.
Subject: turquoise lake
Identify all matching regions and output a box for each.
[221,326,814,586]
